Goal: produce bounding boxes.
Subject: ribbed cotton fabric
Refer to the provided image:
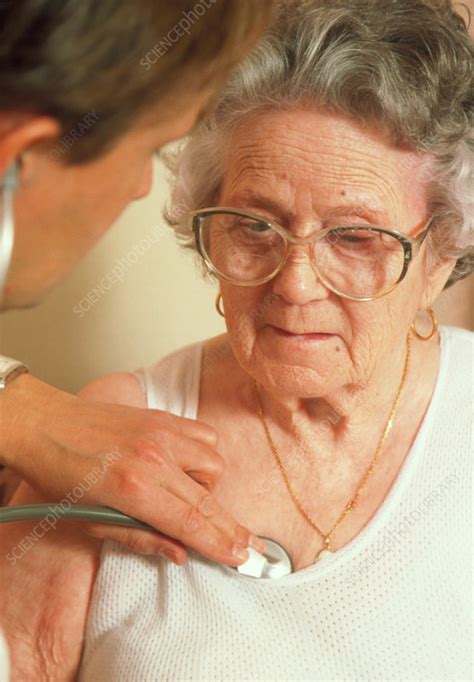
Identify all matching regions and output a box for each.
[79,326,473,682]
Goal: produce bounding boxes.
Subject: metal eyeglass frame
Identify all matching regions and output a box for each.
[191,207,435,302]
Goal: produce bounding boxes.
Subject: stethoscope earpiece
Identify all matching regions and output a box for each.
[1,161,19,190]
[0,160,20,304]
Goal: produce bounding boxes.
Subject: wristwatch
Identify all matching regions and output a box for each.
[0,355,29,390]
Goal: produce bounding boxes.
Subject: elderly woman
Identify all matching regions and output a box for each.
[5,0,473,679]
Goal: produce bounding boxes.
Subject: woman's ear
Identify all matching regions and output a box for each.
[420,255,457,310]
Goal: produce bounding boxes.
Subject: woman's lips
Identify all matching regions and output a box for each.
[269,325,335,341]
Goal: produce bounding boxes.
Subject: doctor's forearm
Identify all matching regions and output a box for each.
[0,373,50,472]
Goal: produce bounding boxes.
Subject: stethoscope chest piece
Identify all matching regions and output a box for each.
[232,537,293,579]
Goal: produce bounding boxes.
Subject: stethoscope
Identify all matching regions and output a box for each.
[0,504,294,578]
[0,161,18,307]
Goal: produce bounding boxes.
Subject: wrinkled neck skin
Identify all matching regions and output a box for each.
[211,330,440,464]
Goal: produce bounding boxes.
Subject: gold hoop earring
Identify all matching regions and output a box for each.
[411,307,438,341]
[215,291,225,318]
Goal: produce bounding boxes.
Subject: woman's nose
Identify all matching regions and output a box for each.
[133,159,154,201]
[271,247,329,305]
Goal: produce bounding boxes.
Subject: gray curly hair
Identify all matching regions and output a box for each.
[164,0,473,288]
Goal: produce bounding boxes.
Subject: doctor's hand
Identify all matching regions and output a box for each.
[0,372,264,565]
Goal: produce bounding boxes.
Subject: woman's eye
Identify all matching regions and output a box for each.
[340,234,374,243]
[239,221,271,233]
[331,228,377,243]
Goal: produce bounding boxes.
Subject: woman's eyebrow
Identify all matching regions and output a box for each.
[229,192,295,222]
[325,203,392,225]
[228,192,391,225]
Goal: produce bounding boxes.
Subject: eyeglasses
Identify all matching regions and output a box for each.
[191,207,434,301]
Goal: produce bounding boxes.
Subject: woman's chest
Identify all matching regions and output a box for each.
[210,434,409,572]
[197,370,428,572]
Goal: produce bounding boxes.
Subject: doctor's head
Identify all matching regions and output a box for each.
[0,0,275,309]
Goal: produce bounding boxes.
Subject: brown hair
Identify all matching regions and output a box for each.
[0,0,275,162]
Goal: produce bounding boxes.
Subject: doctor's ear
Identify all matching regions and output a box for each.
[0,114,61,179]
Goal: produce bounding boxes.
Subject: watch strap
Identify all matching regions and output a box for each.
[0,355,29,390]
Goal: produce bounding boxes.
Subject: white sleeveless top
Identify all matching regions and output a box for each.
[79,326,473,681]
[0,629,9,682]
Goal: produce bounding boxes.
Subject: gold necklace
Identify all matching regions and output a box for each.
[253,332,411,563]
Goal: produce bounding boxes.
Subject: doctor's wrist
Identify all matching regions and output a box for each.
[0,372,52,470]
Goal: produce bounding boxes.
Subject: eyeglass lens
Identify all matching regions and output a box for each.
[200,213,406,298]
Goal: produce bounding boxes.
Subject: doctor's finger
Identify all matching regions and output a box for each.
[121,454,266,562]
[84,451,255,566]
[146,409,218,447]
[129,431,226,491]
[132,483,256,567]
[82,522,188,564]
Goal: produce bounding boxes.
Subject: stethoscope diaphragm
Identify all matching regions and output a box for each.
[231,537,293,578]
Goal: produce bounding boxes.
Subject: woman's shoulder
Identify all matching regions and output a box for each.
[140,339,206,386]
[79,371,147,407]
[77,340,207,410]
[137,339,213,414]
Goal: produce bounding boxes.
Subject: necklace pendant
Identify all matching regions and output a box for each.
[314,548,333,563]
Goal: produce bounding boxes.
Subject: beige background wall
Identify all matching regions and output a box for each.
[1,153,472,394]
[0,158,226,393]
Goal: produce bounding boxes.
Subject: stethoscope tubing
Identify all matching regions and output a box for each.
[0,504,294,577]
[0,503,152,529]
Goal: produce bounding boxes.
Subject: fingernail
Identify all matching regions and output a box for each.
[232,543,249,562]
[248,535,267,554]
[161,548,180,564]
